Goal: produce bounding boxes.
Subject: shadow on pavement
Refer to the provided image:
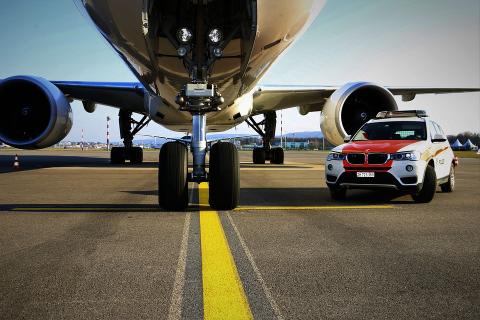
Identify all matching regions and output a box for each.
[0,154,157,173]
[0,203,206,213]
[120,187,414,207]
[239,187,414,206]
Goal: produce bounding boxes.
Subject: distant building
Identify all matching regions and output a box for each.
[285,141,309,149]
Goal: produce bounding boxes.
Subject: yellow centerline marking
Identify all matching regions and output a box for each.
[199,183,253,320]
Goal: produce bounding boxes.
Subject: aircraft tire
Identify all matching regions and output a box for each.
[111,147,125,164]
[270,147,284,164]
[129,147,143,164]
[158,142,188,210]
[209,142,239,210]
[253,147,266,164]
[412,165,437,203]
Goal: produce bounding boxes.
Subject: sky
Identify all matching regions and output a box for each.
[0,0,478,142]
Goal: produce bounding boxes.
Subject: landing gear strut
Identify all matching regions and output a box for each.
[110,110,150,164]
[245,111,284,164]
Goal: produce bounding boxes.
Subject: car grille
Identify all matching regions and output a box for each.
[367,153,388,164]
[346,153,365,164]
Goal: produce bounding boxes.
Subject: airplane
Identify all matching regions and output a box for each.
[0,0,478,210]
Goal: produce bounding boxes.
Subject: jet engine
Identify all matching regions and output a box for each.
[0,76,72,149]
[320,82,397,145]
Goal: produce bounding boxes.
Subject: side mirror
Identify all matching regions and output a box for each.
[432,134,447,143]
[343,135,351,143]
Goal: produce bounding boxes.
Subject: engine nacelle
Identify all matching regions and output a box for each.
[320,82,397,145]
[0,76,72,149]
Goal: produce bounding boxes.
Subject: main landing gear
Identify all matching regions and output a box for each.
[246,111,284,164]
[110,110,150,164]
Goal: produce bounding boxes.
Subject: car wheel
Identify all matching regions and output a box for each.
[412,165,437,203]
[329,186,347,200]
[440,164,455,193]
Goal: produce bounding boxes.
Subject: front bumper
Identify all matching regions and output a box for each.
[325,159,427,193]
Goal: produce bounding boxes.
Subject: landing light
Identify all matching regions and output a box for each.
[208,28,223,44]
[213,47,223,58]
[177,46,188,57]
[177,28,193,43]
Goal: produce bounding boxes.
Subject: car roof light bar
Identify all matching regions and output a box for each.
[376,110,428,119]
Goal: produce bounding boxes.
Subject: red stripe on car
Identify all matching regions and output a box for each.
[341,140,417,153]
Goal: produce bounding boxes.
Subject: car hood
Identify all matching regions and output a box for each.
[333,140,428,154]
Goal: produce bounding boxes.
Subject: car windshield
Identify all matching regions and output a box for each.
[352,121,427,141]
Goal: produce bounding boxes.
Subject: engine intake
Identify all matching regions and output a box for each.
[0,76,72,149]
[321,82,397,145]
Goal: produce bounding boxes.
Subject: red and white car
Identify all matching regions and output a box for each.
[325,110,457,203]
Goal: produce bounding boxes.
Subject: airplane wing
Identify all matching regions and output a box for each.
[251,85,480,115]
[52,81,146,113]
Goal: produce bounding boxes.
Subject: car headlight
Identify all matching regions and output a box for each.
[389,151,420,161]
[327,152,346,161]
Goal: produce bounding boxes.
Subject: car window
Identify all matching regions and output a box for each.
[427,121,437,139]
[352,121,427,141]
[433,122,446,138]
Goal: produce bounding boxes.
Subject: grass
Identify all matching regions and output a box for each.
[454,151,480,158]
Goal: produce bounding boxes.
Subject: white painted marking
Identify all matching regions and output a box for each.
[226,213,285,320]
[167,212,191,320]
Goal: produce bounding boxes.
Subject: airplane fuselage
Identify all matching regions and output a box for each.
[76,0,326,132]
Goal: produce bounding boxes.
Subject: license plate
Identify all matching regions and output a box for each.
[357,172,375,178]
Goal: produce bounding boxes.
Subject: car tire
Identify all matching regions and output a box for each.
[412,165,437,203]
[329,186,347,200]
[440,164,455,193]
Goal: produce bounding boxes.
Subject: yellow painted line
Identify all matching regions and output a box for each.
[235,205,395,211]
[199,183,253,320]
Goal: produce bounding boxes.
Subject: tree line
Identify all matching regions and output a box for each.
[447,132,480,146]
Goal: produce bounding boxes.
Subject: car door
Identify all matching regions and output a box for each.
[431,121,450,179]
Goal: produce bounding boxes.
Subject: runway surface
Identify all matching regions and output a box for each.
[0,150,479,319]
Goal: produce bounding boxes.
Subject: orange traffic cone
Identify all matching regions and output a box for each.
[13,154,20,170]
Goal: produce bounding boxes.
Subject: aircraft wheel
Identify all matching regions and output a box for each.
[440,164,455,192]
[412,165,437,203]
[253,147,266,164]
[129,147,143,164]
[158,142,188,210]
[270,147,284,164]
[111,147,125,164]
[209,142,239,210]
